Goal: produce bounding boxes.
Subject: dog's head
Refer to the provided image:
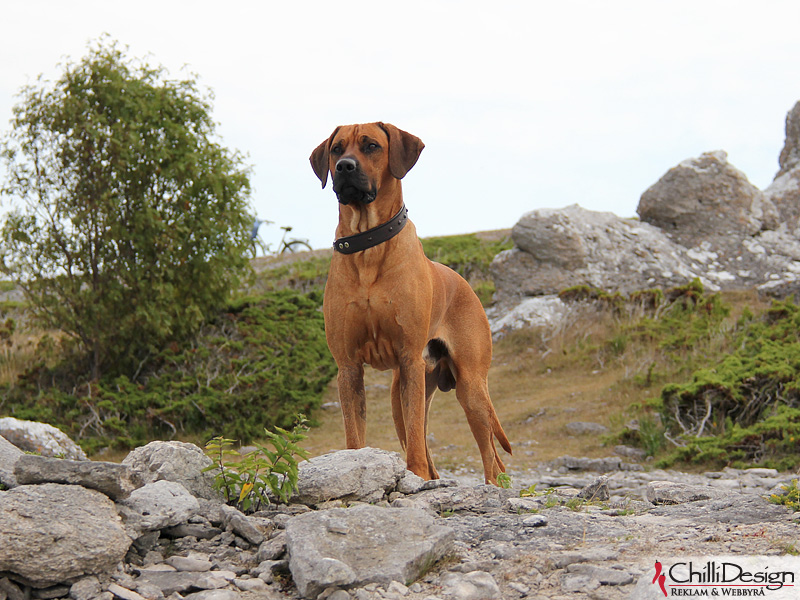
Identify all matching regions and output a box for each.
[310,123,424,205]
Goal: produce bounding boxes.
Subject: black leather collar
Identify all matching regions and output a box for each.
[333,204,409,254]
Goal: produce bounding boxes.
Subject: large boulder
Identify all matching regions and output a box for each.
[637,150,778,248]
[0,417,87,460]
[491,116,800,319]
[491,204,700,302]
[766,101,800,232]
[121,440,218,500]
[777,100,800,178]
[764,170,800,234]
[0,483,130,587]
[285,504,455,599]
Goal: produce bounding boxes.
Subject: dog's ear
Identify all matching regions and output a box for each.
[310,127,340,188]
[378,123,425,180]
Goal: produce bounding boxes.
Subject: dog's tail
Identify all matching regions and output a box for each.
[492,412,512,455]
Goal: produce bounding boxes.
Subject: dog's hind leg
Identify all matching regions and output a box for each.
[423,366,440,479]
[455,376,511,485]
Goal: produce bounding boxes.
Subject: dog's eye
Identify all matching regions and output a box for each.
[331,145,343,155]
[365,142,380,152]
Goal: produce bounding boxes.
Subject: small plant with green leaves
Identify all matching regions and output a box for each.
[769,479,800,512]
[205,416,310,512]
[565,497,585,511]
[520,483,549,498]
[496,472,512,489]
[520,484,560,499]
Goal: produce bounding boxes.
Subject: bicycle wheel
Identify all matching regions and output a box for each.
[281,240,313,254]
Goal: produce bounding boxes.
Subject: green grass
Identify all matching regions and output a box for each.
[421,233,513,282]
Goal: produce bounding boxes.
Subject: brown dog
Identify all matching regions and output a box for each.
[310,122,511,484]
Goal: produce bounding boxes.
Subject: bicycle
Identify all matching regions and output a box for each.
[250,219,312,257]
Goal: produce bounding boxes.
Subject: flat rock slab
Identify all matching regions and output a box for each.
[646,480,728,504]
[14,454,142,500]
[649,494,790,524]
[285,504,455,598]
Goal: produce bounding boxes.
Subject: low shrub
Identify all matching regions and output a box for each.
[0,289,336,454]
[655,298,800,469]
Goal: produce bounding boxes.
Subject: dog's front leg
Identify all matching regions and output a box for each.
[337,364,367,448]
[397,359,432,479]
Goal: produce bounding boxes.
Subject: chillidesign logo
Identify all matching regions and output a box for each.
[649,558,798,597]
[652,561,668,597]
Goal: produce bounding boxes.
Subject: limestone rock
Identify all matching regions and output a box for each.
[219,504,268,545]
[285,504,455,598]
[638,150,778,247]
[0,417,87,460]
[69,576,103,600]
[182,591,240,600]
[492,204,700,302]
[577,475,610,501]
[396,470,426,494]
[439,571,501,600]
[131,571,207,596]
[649,493,789,524]
[565,422,608,436]
[0,483,130,587]
[118,480,200,534]
[397,484,514,514]
[613,445,648,461]
[550,455,628,472]
[646,480,726,505]
[0,434,23,489]
[777,100,800,178]
[511,207,588,269]
[766,102,800,231]
[293,447,407,505]
[14,454,142,500]
[121,441,219,500]
[486,296,568,339]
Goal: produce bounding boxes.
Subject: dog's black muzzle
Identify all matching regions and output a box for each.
[332,157,377,205]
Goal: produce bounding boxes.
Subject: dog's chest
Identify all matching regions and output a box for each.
[346,295,400,370]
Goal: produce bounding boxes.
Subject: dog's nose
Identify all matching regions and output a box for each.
[335,157,358,173]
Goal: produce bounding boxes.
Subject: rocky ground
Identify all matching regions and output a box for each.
[1,425,798,600]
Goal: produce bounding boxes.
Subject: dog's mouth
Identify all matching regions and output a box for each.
[333,177,377,205]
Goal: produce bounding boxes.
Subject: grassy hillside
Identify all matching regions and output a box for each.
[303,283,798,474]
[2,232,799,475]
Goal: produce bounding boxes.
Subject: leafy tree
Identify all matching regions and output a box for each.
[0,39,253,380]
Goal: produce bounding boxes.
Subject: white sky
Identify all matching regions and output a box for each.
[2,1,800,249]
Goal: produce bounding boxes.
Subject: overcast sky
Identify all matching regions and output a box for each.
[2,1,800,249]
